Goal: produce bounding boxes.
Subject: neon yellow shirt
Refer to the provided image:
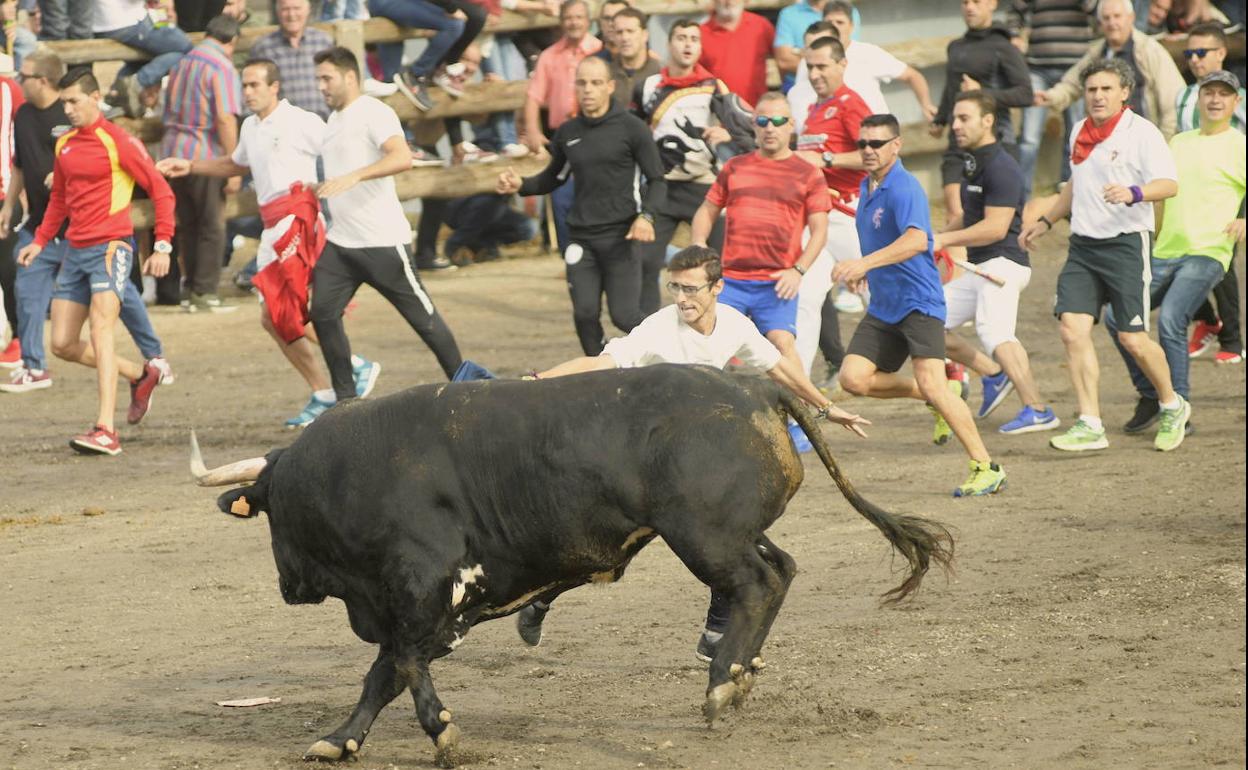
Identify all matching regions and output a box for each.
[1154,128,1247,270]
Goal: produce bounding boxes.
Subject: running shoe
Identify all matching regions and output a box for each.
[1049,419,1109,452]
[148,356,175,385]
[285,393,336,429]
[1214,349,1244,364]
[953,459,1006,497]
[833,287,864,314]
[999,405,1060,434]
[787,420,813,453]
[1188,320,1222,358]
[432,63,466,98]
[516,601,549,647]
[501,143,530,159]
[457,140,498,164]
[978,370,1014,418]
[353,357,382,398]
[70,424,122,456]
[0,338,20,368]
[127,360,163,425]
[394,71,434,112]
[1123,397,1160,434]
[1154,396,1191,452]
[0,366,52,393]
[185,293,237,313]
[362,77,398,98]
[695,629,723,663]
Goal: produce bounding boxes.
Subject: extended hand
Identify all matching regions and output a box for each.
[627,216,655,242]
[496,167,522,195]
[831,258,867,286]
[1018,219,1048,250]
[770,267,803,300]
[318,172,360,198]
[1102,183,1134,205]
[1224,218,1246,243]
[155,157,192,178]
[823,404,871,439]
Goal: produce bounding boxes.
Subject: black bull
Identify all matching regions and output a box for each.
[192,365,954,767]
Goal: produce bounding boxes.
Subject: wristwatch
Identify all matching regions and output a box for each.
[821,151,835,169]
[153,240,173,254]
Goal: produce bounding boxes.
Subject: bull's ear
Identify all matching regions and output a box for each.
[216,488,258,518]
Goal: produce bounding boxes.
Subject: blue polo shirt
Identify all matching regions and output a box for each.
[774,1,862,91]
[856,160,945,324]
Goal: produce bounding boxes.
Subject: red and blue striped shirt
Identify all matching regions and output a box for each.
[160,39,242,160]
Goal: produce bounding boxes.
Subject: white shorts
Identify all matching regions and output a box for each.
[943,256,1032,355]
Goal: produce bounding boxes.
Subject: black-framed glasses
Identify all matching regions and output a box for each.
[16,73,42,84]
[1184,47,1218,59]
[665,281,713,296]
[856,136,898,150]
[754,115,790,127]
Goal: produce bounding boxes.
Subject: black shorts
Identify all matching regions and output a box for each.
[846,311,946,373]
[1054,231,1151,331]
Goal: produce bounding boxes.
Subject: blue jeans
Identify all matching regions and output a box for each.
[13,27,38,67]
[444,194,536,255]
[14,229,163,370]
[37,0,93,39]
[1105,254,1226,401]
[369,0,465,79]
[320,0,367,19]
[99,15,193,89]
[1019,66,1083,195]
[480,35,526,146]
[549,176,575,253]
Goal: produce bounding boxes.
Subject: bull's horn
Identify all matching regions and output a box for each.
[190,430,267,487]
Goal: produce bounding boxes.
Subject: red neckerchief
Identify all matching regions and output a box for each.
[1071,106,1129,165]
[656,63,716,90]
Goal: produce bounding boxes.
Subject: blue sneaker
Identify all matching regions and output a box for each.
[353,358,381,398]
[285,394,335,429]
[978,370,1014,418]
[999,405,1061,435]
[787,421,813,453]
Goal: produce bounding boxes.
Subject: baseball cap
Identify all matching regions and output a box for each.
[1199,70,1241,92]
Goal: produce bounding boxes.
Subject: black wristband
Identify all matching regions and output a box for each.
[1038,215,1053,230]
[793,264,806,275]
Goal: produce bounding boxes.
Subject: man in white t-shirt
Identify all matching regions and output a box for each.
[523,244,870,662]
[1020,58,1185,454]
[309,47,463,400]
[157,57,382,429]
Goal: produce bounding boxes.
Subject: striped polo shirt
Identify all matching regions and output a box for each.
[160,38,243,160]
[1007,0,1096,69]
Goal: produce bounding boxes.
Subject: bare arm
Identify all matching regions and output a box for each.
[934,206,1014,250]
[690,199,722,245]
[0,165,22,237]
[765,356,870,438]
[194,157,251,177]
[897,66,938,120]
[538,354,618,378]
[523,96,547,153]
[1018,181,1074,249]
[773,45,802,75]
[319,134,411,197]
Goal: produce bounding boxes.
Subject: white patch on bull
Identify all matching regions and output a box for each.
[448,633,466,650]
[450,564,485,609]
[435,385,447,397]
[481,583,559,617]
[621,527,654,550]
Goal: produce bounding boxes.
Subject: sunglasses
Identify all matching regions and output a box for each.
[1184,48,1219,59]
[856,136,898,150]
[754,115,790,127]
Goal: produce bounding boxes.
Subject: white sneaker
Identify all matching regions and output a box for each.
[148,356,175,385]
[459,141,498,164]
[433,64,466,98]
[0,366,53,393]
[501,143,530,159]
[363,77,398,98]
[833,288,865,314]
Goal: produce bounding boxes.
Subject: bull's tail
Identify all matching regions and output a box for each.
[781,392,955,604]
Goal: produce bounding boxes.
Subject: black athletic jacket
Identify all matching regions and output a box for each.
[935,23,1033,142]
[520,106,667,240]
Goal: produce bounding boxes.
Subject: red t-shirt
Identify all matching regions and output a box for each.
[699,12,774,106]
[706,152,832,281]
[795,84,872,204]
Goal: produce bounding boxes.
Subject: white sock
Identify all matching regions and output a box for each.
[314,389,336,402]
[1079,414,1104,432]
[1159,397,1181,411]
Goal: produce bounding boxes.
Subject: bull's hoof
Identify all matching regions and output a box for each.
[703,682,737,725]
[434,722,462,769]
[750,656,766,672]
[730,667,755,708]
[304,739,349,762]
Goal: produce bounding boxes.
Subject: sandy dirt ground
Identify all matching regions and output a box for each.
[1,228,1244,770]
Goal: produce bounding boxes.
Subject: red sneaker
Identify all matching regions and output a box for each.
[127,361,162,425]
[70,424,122,456]
[0,338,21,368]
[1215,349,1244,364]
[1188,320,1222,358]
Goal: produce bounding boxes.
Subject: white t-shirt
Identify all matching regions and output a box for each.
[789,40,903,133]
[322,95,412,248]
[94,0,148,32]
[232,100,325,205]
[1068,110,1178,239]
[602,304,783,370]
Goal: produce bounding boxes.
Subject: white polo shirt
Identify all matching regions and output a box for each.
[232,100,325,205]
[602,304,784,370]
[322,95,413,249]
[1069,110,1177,240]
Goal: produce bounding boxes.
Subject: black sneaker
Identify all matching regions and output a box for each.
[1123,397,1160,433]
[694,629,722,663]
[394,71,434,112]
[417,254,458,272]
[516,601,548,646]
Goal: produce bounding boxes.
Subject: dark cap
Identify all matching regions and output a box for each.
[1199,70,1241,92]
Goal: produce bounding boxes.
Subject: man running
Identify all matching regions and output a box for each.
[15,68,174,455]
[311,47,463,398]
[515,245,871,661]
[933,90,1059,435]
[833,113,1006,497]
[156,57,380,427]
[1020,58,1185,452]
[497,55,665,356]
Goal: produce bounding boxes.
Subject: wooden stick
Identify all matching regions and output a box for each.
[952,259,1007,287]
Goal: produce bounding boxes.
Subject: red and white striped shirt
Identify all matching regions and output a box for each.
[0,76,26,203]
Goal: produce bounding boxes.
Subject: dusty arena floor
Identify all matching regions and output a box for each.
[2,228,1244,770]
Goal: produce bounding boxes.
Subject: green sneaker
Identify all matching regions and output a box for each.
[954,460,1006,497]
[1049,419,1109,452]
[1154,396,1191,452]
[928,378,963,446]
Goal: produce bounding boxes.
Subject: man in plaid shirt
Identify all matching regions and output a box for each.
[251,0,333,119]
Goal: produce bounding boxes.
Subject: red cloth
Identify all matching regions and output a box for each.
[705,152,832,281]
[699,12,774,106]
[656,63,717,90]
[35,115,175,248]
[797,84,872,202]
[1071,106,1129,165]
[251,183,326,344]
